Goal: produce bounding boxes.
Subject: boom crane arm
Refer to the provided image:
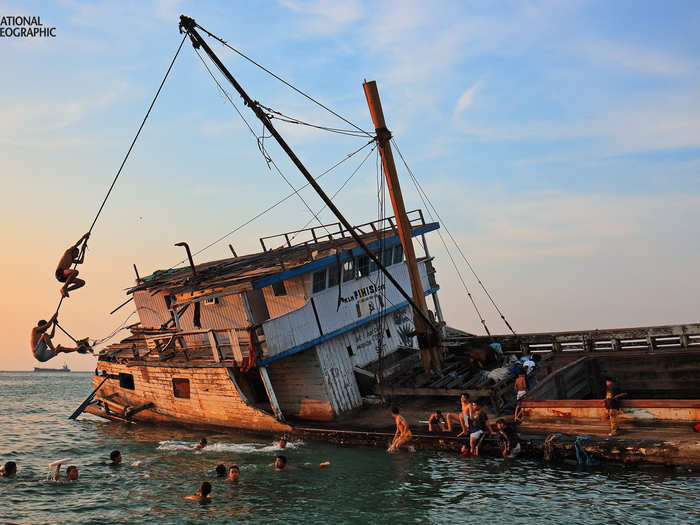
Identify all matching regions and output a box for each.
[177,15,439,345]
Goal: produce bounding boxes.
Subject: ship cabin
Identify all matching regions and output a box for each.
[97,210,443,425]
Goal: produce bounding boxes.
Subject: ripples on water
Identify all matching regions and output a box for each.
[0,372,698,524]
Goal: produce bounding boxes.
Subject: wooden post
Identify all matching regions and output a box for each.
[363,80,439,372]
[259,366,284,421]
[207,330,221,363]
[228,329,243,364]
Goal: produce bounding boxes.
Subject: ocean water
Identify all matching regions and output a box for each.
[1,372,698,525]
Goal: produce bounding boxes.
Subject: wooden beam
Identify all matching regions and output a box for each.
[207,330,221,363]
[126,402,155,418]
[374,386,491,398]
[259,366,284,421]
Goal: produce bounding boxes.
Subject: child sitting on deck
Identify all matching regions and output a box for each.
[428,410,447,432]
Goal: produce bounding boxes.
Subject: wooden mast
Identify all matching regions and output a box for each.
[363,80,442,372]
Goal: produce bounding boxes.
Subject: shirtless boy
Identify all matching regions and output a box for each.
[30,315,82,362]
[388,407,412,452]
[55,232,90,297]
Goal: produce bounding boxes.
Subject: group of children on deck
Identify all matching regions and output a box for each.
[422,394,522,459]
[30,233,92,363]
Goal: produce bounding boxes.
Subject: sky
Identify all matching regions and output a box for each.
[1,0,699,371]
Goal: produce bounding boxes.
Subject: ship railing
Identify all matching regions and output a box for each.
[144,328,261,366]
[258,209,426,252]
[450,323,700,356]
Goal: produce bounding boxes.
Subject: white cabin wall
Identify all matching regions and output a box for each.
[174,293,249,332]
[133,290,171,328]
[334,305,416,369]
[265,347,334,421]
[262,276,309,319]
[314,342,362,413]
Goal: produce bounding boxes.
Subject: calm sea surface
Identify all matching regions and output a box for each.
[0,372,698,525]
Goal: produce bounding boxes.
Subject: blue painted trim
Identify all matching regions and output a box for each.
[252,223,440,289]
[257,285,440,366]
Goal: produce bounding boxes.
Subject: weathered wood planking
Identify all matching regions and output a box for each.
[454,323,700,355]
[92,362,290,432]
[265,347,334,421]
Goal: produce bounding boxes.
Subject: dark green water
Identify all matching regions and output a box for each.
[1,372,698,524]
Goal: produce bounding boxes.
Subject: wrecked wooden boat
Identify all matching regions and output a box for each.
[520,349,700,434]
[87,212,450,430]
[78,17,700,466]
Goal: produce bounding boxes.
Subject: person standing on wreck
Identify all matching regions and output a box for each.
[604,377,627,436]
[388,407,413,452]
[55,232,89,298]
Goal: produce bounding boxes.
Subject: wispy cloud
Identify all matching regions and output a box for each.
[578,39,696,76]
[454,81,481,115]
[278,0,363,35]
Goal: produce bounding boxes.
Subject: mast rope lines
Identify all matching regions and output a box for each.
[191,45,362,248]
[47,33,188,345]
[179,15,440,337]
[392,138,517,337]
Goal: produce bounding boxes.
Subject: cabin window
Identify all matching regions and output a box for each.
[357,255,370,278]
[312,269,327,294]
[382,247,394,267]
[172,378,190,399]
[119,373,135,390]
[346,345,354,357]
[342,259,355,282]
[393,245,404,264]
[328,265,340,287]
[272,281,287,297]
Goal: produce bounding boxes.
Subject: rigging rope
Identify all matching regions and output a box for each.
[168,140,375,269]
[392,139,517,336]
[258,104,370,138]
[287,143,377,243]
[191,21,373,139]
[51,34,188,325]
[193,46,340,244]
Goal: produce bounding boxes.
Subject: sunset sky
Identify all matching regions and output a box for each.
[1,0,699,371]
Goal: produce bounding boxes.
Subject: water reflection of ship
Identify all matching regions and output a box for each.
[34,364,70,373]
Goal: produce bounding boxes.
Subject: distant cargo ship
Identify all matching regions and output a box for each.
[34,364,70,373]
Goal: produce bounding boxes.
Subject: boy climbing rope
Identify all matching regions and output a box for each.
[30,314,90,362]
[55,232,90,297]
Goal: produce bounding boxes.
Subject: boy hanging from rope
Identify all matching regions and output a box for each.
[30,314,89,362]
[55,232,90,298]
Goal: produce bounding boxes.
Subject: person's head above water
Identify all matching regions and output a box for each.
[274,455,287,469]
[109,450,122,465]
[199,482,212,498]
[278,435,288,448]
[215,464,226,477]
[227,465,240,481]
[66,466,78,481]
[1,461,17,477]
[196,438,207,449]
